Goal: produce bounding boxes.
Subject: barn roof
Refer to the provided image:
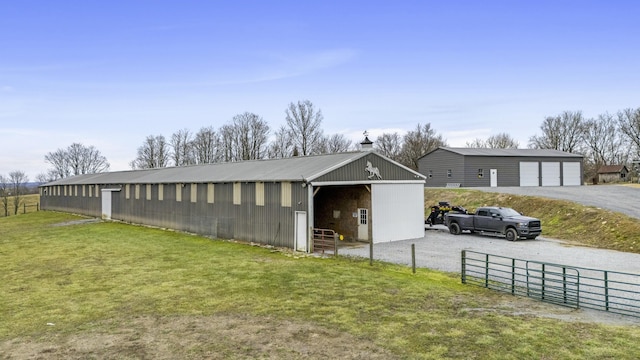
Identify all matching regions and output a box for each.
[420,147,583,159]
[43,151,422,186]
[597,165,628,174]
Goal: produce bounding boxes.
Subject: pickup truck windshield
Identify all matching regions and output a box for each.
[500,208,521,217]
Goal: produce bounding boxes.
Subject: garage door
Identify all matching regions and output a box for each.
[519,162,539,186]
[562,162,582,186]
[371,183,424,243]
[541,162,561,186]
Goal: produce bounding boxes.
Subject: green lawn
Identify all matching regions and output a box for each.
[1,212,640,359]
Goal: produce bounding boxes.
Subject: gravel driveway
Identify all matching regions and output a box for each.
[339,227,640,275]
[473,185,640,219]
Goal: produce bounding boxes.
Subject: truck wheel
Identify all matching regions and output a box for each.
[449,222,461,235]
[505,228,517,241]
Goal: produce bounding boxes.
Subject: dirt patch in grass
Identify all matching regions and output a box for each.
[51,218,102,227]
[0,314,395,359]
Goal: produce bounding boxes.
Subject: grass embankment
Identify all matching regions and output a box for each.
[425,188,640,254]
[2,212,640,359]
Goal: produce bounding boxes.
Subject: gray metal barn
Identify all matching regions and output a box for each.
[418,147,584,187]
[40,151,426,251]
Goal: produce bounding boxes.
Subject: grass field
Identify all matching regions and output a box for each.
[0,193,40,217]
[1,211,640,359]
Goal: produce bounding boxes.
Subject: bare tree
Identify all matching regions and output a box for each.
[285,100,324,156]
[0,175,9,216]
[584,113,626,166]
[235,112,270,160]
[170,129,196,167]
[374,132,403,162]
[467,133,519,149]
[617,107,640,159]
[45,143,109,179]
[321,134,352,154]
[267,125,294,159]
[220,112,270,161]
[193,126,220,164]
[528,111,585,152]
[400,123,447,170]
[130,135,170,169]
[465,138,487,148]
[9,170,28,215]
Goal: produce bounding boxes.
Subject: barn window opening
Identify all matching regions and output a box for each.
[135,184,140,200]
[281,182,292,207]
[478,169,484,178]
[176,184,182,202]
[158,184,164,201]
[88,185,92,197]
[207,183,214,203]
[233,182,241,205]
[447,169,452,178]
[125,184,130,199]
[256,182,264,206]
[191,183,198,203]
[95,185,100,198]
[82,185,86,197]
[146,184,152,200]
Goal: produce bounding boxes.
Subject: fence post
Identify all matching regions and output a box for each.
[461,250,466,284]
[511,258,516,295]
[541,263,546,300]
[369,240,373,266]
[23,203,26,214]
[563,267,567,304]
[604,271,609,311]
[411,244,416,274]
[485,253,489,288]
[334,233,338,258]
[37,203,39,211]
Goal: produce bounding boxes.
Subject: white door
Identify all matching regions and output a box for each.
[562,162,582,186]
[541,162,561,186]
[357,208,369,240]
[295,211,307,252]
[519,162,540,186]
[490,169,498,187]
[101,189,112,220]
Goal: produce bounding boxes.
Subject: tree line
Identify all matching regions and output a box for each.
[34,101,640,183]
[0,171,29,216]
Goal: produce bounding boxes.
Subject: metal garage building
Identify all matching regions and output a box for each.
[418,147,583,187]
[40,150,426,252]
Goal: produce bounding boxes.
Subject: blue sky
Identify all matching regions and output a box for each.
[1,1,639,179]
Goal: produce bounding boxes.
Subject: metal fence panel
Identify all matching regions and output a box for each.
[462,250,640,318]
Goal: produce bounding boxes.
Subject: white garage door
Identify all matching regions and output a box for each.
[371,183,424,243]
[541,162,561,186]
[562,162,582,186]
[519,162,539,186]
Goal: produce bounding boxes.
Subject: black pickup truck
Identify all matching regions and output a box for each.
[444,206,542,241]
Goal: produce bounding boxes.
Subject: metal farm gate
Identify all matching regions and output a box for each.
[462,250,640,318]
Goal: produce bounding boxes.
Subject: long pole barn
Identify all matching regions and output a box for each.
[40,149,426,252]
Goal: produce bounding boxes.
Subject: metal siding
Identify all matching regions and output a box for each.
[313,153,422,182]
[464,157,521,187]
[371,183,424,243]
[418,149,464,186]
